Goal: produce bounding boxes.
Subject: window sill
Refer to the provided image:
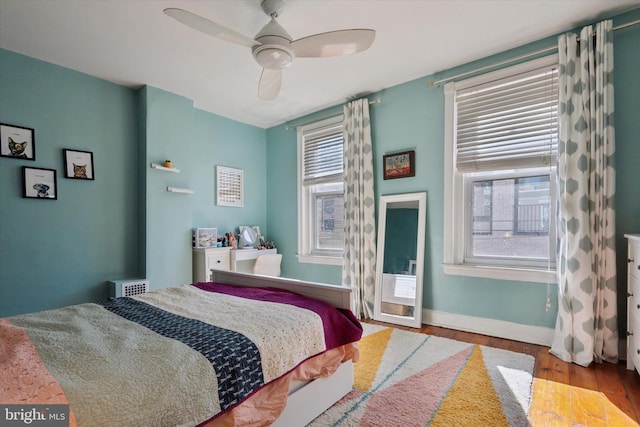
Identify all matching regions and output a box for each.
[442,263,556,284]
[297,254,343,266]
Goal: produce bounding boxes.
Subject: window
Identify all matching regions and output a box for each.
[443,56,558,282]
[465,169,554,268]
[297,115,344,264]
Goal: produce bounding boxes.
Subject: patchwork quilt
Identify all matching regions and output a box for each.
[0,283,362,426]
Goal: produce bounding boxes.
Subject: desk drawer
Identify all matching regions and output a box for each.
[208,251,231,272]
[193,248,231,282]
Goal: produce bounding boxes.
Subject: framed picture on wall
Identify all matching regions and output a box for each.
[63,149,95,180]
[0,123,35,160]
[23,166,57,199]
[383,150,415,180]
[216,165,244,207]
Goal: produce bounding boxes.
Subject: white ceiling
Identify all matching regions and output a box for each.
[1,0,638,128]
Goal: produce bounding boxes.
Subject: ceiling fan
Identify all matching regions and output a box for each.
[164,0,375,101]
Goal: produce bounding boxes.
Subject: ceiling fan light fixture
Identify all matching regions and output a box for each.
[252,44,294,69]
[251,40,296,69]
[252,17,295,69]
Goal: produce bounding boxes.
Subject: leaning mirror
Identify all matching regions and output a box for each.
[373,192,427,328]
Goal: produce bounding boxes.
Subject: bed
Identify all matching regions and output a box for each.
[0,271,362,426]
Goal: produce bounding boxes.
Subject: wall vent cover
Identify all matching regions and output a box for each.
[108,279,149,298]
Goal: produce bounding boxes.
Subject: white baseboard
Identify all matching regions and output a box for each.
[422,309,554,347]
[420,310,629,360]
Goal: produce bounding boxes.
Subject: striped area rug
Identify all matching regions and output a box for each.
[309,323,534,426]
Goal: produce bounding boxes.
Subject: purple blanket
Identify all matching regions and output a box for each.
[192,282,363,350]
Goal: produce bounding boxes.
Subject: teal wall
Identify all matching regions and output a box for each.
[0,49,139,316]
[141,86,195,289]
[139,88,267,289]
[191,109,268,234]
[266,106,344,285]
[612,11,640,325]
[0,50,267,317]
[265,9,640,331]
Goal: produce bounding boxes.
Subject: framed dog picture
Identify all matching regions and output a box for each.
[0,123,35,160]
[23,166,57,199]
[63,149,95,180]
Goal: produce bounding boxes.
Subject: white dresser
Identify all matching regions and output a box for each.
[193,247,231,282]
[626,234,640,372]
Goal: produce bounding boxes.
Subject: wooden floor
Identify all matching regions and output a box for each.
[365,320,640,426]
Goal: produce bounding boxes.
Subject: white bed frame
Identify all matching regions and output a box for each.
[210,270,355,426]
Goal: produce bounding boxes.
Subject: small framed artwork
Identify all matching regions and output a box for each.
[63,149,94,180]
[23,166,57,199]
[0,123,35,160]
[383,150,415,180]
[216,165,244,207]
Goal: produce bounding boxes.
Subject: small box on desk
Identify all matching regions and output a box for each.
[192,228,218,248]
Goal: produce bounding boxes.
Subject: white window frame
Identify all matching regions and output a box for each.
[442,55,558,283]
[297,115,344,265]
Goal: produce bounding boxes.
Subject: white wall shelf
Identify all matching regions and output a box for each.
[151,163,180,173]
[167,186,194,194]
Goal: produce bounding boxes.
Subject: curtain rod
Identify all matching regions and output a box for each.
[284,98,381,130]
[426,18,640,88]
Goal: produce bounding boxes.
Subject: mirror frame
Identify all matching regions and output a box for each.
[373,192,427,328]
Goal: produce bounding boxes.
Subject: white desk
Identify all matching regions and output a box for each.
[231,248,278,274]
[193,247,278,282]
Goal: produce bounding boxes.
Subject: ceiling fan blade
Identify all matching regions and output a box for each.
[258,68,282,101]
[163,8,259,48]
[292,29,375,58]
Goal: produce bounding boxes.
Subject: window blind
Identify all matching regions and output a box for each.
[455,65,558,172]
[302,120,344,185]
